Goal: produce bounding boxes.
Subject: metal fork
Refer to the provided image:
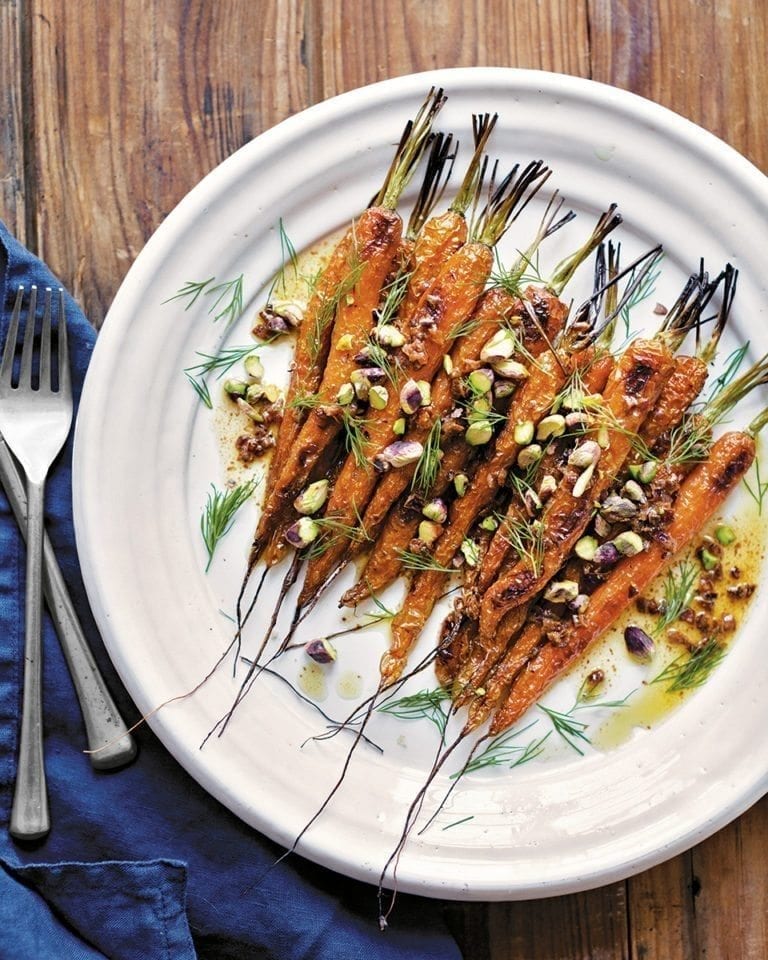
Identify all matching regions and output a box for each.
[0,285,73,839]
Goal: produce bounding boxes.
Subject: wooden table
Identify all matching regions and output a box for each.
[2,2,766,956]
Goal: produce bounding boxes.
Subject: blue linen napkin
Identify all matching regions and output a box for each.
[0,221,463,960]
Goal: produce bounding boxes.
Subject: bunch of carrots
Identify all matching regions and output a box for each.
[238,89,763,742]
[222,89,768,919]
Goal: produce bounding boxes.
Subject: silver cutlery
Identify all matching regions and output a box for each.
[0,284,129,839]
[0,433,136,770]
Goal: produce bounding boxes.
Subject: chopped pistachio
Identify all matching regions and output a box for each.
[715,524,736,546]
[460,538,480,567]
[418,520,443,546]
[480,515,499,532]
[337,382,355,405]
[544,579,579,603]
[536,414,566,441]
[293,479,330,516]
[244,354,264,381]
[700,548,719,571]
[393,417,406,436]
[613,530,644,557]
[465,419,493,446]
[479,327,516,361]
[369,384,389,410]
[416,380,431,406]
[336,333,354,351]
[516,443,542,470]
[223,378,248,398]
[454,473,469,497]
[572,462,595,497]
[374,324,405,348]
[513,420,535,445]
[442,354,454,375]
[468,369,494,394]
[574,535,598,561]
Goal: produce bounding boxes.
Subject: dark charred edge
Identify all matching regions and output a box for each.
[449,113,499,217]
[473,159,551,247]
[712,445,755,493]
[569,244,664,350]
[406,132,458,240]
[698,262,738,363]
[624,360,657,397]
[371,87,447,210]
[541,191,577,241]
[658,260,728,349]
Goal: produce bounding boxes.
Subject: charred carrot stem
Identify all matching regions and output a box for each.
[484,430,756,736]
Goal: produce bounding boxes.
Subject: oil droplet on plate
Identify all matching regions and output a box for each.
[298,662,328,701]
[337,670,363,700]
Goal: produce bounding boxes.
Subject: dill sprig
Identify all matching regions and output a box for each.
[362,333,400,386]
[494,509,544,576]
[539,685,633,755]
[200,478,258,571]
[619,256,663,337]
[340,407,369,468]
[704,342,750,403]
[308,250,366,364]
[268,218,300,301]
[743,455,768,514]
[654,557,698,636]
[171,274,245,326]
[377,687,452,736]
[305,503,370,560]
[411,418,442,495]
[397,548,456,574]
[454,722,549,776]
[490,247,545,298]
[376,266,413,329]
[652,637,726,692]
[185,372,213,408]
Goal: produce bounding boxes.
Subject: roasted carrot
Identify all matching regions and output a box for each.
[478,337,674,640]
[245,89,444,572]
[295,160,552,606]
[483,429,756,736]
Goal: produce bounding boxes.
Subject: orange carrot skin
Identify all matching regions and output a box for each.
[478,339,674,641]
[397,210,468,332]
[380,348,569,683]
[360,287,570,549]
[638,354,707,456]
[487,430,756,736]
[259,230,358,514]
[253,207,402,548]
[297,241,493,605]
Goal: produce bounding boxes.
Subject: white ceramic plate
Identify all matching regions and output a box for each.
[73,68,768,900]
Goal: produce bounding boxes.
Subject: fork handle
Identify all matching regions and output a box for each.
[0,438,136,770]
[10,479,48,840]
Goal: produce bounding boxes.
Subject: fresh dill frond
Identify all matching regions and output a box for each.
[619,258,662,336]
[377,687,452,736]
[362,334,400,386]
[537,703,591,755]
[206,274,245,325]
[340,407,369,468]
[268,218,300,301]
[313,514,370,544]
[411,418,442,495]
[288,390,323,411]
[308,248,366,363]
[376,266,413,328]
[490,246,544,298]
[185,344,262,380]
[743,455,768,515]
[495,510,544,576]
[396,549,456,574]
[448,314,486,341]
[442,815,475,831]
[185,371,213,409]
[200,478,258,571]
[360,590,398,623]
[654,557,698,636]
[453,722,549,777]
[652,637,726,692]
[164,277,216,310]
[705,342,750,403]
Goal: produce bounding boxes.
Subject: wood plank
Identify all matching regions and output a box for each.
[587,0,768,173]
[26,0,307,325]
[690,797,768,960]
[484,885,629,960]
[0,0,25,240]
[305,0,591,103]
[626,854,696,960]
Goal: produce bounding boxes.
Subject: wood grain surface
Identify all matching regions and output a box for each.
[2,1,767,957]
